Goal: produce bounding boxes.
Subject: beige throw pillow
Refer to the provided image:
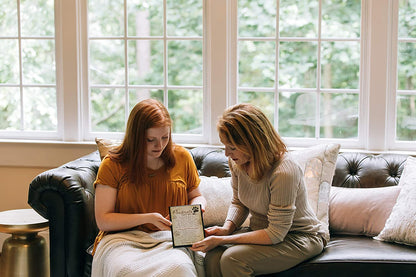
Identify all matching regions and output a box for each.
[374,156,416,246]
[329,186,401,237]
[289,143,340,241]
[95,138,121,160]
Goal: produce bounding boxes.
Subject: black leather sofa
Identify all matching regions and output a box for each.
[28,147,416,277]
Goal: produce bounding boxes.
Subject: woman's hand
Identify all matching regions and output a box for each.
[205,225,231,236]
[189,225,232,253]
[147,213,172,231]
[190,236,223,253]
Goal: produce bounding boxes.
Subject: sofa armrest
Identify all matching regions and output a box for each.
[28,151,101,277]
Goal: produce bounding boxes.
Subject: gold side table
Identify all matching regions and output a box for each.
[0,209,49,277]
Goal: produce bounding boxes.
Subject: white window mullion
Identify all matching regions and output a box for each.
[386,0,398,150]
[227,0,238,107]
[206,0,229,145]
[365,0,390,151]
[59,0,83,141]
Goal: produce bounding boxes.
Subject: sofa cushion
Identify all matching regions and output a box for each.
[375,156,416,246]
[329,186,401,236]
[289,143,340,241]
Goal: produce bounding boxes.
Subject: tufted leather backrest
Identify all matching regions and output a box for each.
[188,147,230,177]
[332,152,408,188]
[188,147,411,189]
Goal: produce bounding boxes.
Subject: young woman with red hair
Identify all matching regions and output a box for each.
[92,99,206,276]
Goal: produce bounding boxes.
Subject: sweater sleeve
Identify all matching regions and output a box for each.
[225,161,249,228]
[264,159,302,244]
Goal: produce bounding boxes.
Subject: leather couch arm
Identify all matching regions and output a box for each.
[28,151,101,277]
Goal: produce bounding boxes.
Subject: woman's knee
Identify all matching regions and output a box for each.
[219,247,253,276]
[205,246,227,277]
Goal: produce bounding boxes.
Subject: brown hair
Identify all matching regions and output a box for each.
[217,103,287,181]
[109,99,175,184]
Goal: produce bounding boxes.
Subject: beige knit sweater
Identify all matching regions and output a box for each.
[225,155,326,244]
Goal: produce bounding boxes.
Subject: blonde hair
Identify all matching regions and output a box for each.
[217,103,287,180]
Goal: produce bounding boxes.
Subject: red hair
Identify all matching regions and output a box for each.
[109,99,175,184]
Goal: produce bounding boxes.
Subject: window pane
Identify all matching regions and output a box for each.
[398,0,416,38]
[279,41,317,88]
[238,91,274,123]
[128,89,163,111]
[91,88,125,132]
[89,40,125,85]
[21,0,54,37]
[0,0,57,137]
[279,0,318,38]
[0,40,19,84]
[24,87,57,131]
[238,0,276,37]
[22,39,56,84]
[88,0,124,37]
[0,87,20,130]
[321,41,360,89]
[0,0,18,36]
[239,41,275,87]
[397,94,416,141]
[320,93,358,138]
[321,0,361,38]
[128,0,163,37]
[279,92,315,138]
[87,0,204,140]
[168,89,202,134]
[397,43,416,91]
[128,40,163,85]
[168,40,203,86]
[167,0,203,37]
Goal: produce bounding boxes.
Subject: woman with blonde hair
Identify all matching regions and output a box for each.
[92,99,206,276]
[191,103,326,276]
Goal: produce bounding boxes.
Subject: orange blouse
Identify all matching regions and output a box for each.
[94,145,200,232]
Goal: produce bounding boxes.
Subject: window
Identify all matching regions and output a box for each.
[0,0,415,152]
[86,0,204,142]
[396,0,416,142]
[0,0,57,139]
[234,0,361,142]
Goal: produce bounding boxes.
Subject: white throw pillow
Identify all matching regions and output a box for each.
[374,156,416,246]
[289,143,341,241]
[198,176,232,227]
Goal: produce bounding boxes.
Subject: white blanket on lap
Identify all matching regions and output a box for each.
[91,230,205,277]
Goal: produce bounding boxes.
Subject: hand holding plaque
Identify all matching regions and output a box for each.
[169,204,205,247]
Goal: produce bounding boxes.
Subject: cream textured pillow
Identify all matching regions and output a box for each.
[198,176,232,227]
[95,138,121,160]
[289,143,340,241]
[374,156,416,246]
[329,186,401,237]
